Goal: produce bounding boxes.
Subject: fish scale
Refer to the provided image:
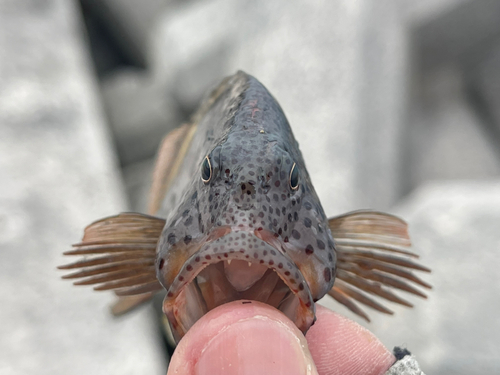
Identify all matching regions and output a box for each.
[59,71,431,344]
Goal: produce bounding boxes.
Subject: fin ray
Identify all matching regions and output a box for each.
[59,213,165,314]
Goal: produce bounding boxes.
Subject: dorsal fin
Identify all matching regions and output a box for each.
[148,123,197,215]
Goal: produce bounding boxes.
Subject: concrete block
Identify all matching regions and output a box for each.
[150,0,410,213]
[81,0,172,67]
[100,68,182,164]
[408,0,500,70]
[376,182,500,374]
[403,66,500,192]
[0,1,165,374]
[469,44,500,140]
[321,181,500,374]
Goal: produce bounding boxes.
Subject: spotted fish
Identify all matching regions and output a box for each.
[59,71,431,342]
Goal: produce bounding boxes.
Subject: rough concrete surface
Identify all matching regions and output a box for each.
[0,1,165,374]
[100,69,181,164]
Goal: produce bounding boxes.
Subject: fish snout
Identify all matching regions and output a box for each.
[232,181,257,210]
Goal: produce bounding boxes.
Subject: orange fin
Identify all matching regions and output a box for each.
[59,213,166,313]
[328,210,431,321]
[148,123,197,215]
[111,293,158,316]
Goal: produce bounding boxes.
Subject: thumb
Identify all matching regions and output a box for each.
[167,300,318,375]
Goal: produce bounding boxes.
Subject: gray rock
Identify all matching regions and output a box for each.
[100,68,182,164]
[403,65,500,193]
[323,181,500,375]
[81,0,173,67]
[0,1,165,374]
[469,44,500,141]
[409,0,500,70]
[151,0,409,213]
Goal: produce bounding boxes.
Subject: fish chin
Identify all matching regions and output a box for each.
[162,230,315,342]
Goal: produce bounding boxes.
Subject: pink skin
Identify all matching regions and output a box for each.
[168,301,395,375]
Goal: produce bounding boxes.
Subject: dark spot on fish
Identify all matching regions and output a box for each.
[304,218,312,228]
[159,258,165,270]
[284,236,289,242]
[305,245,314,254]
[205,255,211,260]
[294,212,298,221]
[275,181,280,187]
[328,239,335,250]
[178,276,184,281]
[292,230,301,239]
[195,256,200,262]
[167,233,176,245]
[324,267,332,282]
[317,240,325,250]
[304,202,312,210]
[182,209,189,217]
[273,194,279,202]
[183,235,192,245]
[299,283,304,291]
[186,265,193,271]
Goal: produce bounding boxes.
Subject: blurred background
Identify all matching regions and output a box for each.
[1,0,499,374]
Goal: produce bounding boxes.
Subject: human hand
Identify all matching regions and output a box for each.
[167,300,395,375]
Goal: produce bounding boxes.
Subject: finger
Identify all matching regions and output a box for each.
[167,300,318,375]
[306,305,395,375]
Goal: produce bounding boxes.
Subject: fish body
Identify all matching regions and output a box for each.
[60,71,430,343]
[154,72,335,340]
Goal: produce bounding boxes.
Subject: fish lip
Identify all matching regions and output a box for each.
[163,229,315,341]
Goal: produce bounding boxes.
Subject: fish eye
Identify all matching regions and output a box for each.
[289,162,299,190]
[201,156,212,183]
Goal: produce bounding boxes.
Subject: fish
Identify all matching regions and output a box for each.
[59,71,431,343]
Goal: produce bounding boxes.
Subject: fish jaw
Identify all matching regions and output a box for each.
[161,229,315,342]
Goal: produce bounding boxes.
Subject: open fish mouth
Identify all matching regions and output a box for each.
[162,230,315,342]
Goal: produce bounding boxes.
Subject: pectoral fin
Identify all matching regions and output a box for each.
[59,213,166,315]
[328,210,431,322]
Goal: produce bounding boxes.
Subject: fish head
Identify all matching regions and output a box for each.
[155,77,336,342]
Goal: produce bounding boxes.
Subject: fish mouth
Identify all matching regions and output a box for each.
[162,229,315,342]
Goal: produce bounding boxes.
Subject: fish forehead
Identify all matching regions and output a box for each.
[157,72,336,299]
